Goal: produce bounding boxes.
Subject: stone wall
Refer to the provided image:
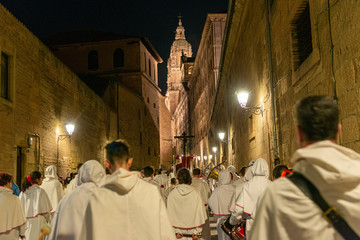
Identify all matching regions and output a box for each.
[0,4,161,182]
[211,0,360,172]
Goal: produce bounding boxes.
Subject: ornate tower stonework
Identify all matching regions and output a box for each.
[166,17,192,115]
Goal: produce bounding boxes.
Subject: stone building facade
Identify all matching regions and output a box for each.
[0,4,161,185]
[44,31,163,169]
[187,13,227,168]
[211,0,360,172]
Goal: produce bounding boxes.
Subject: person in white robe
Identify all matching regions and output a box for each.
[166,171,176,188]
[191,168,211,206]
[79,140,175,240]
[191,168,211,239]
[167,168,207,239]
[41,165,64,216]
[227,165,240,182]
[164,177,177,200]
[64,163,83,195]
[249,96,360,239]
[226,158,270,236]
[48,160,105,240]
[0,173,26,240]
[20,171,52,240]
[142,166,159,185]
[208,170,236,240]
[154,170,169,196]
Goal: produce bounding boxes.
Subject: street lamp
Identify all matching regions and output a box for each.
[197,156,200,160]
[212,147,217,153]
[236,91,264,117]
[58,123,75,142]
[218,132,225,141]
[209,155,213,160]
[204,156,207,161]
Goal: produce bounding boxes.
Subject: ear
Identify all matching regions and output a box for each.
[336,123,342,142]
[296,125,304,146]
[127,158,133,170]
[105,160,111,170]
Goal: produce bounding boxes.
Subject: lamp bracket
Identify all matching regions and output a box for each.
[58,135,71,142]
[242,103,264,117]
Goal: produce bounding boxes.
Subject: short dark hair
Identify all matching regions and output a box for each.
[22,171,42,191]
[105,140,130,164]
[0,173,13,186]
[273,165,289,179]
[171,178,176,185]
[77,163,83,170]
[193,168,201,176]
[296,96,339,141]
[143,166,154,177]
[239,167,247,177]
[177,168,192,185]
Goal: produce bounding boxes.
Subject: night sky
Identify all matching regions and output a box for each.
[0,0,228,94]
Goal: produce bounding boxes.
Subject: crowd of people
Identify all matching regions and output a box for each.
[1,95,360,240]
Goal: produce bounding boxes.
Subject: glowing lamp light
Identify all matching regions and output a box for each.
[218,132,225,141]
[237,91,249,108]
[204,156,208,160]
[209,155,213,160]
[212,147,217,153]
[197,156,200,160]
[66,124,75,135]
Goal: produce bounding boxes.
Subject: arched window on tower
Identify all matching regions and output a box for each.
[88,50,98,70]
[148,59,152,77]
[113,48,124,68]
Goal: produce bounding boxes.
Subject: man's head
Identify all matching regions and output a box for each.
[143,166,154,178]
[105,140,133,173]
[192,168,201,177]
[170,178,176,185]
[0,172,13,188]
[272,164,289,180]
[239,167,247,177]
[296,96,340,147]
[177,168,192,185]
[77,163,83,172]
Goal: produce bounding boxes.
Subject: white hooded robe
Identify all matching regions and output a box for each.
[80,168,175,240]
[41,165,64,214]
[167,184,207,239]
[48,160,105,240]
[0,187,26,240]
[19,184,52,240]
[208,170,236,240]
[229,158,270,235]
[249,141,360,240]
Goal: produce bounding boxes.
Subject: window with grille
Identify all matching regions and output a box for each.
[1,52,9,100]
[113,48,124,68]
[88,50,98,70]
[291,1,313,71]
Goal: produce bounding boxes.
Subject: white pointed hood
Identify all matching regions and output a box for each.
[100,168,139,195]
[41,165,64,212]
[77,160,105,187]
[237,158,270,215]
[208,170,235,216]
[219,170,232,185]
[43,165,57,181]
[48,160,105,240]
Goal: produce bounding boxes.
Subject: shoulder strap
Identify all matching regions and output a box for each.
[287,172,360,240]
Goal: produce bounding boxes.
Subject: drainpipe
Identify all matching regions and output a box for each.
[265,0,279,164]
